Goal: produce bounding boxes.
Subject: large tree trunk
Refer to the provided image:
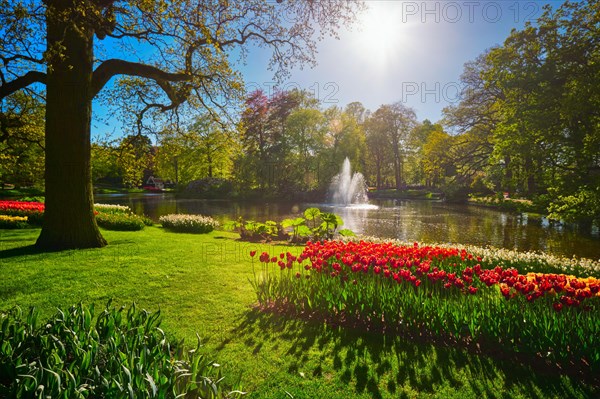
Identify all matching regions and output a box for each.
[375,159,382,190]
[36,2,107,250]
[394,154,401,191]
[206,145,213,178]
[503,155,513,193]
[525,156,537,196]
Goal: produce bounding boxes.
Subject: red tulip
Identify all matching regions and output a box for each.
[553,303,563,312]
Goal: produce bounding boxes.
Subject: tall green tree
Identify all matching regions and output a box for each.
[0,0,364,249]
[442,51,499,191]
[367,103,417,190]
[421,130,453,188]
[116,135,154,188]
[238,90,270,189]
[155,116,238,186]
[364,113,392,189]
[409,120,443,187]
[320,106,366,185]
[90,140,119,185]
[0,91,45,188]
[238,89,317,194]
[445,0,600,220]
[286,108,326,190]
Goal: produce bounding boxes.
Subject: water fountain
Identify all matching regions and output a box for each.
[328,157,370,206]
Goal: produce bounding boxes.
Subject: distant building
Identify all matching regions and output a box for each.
[145,176,164,190]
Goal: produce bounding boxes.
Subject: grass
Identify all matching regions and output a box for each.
[467,195,544,214]
[0,227,597,398]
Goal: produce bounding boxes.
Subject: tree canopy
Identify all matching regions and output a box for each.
[443,0,600,222]
[0,0,365,249]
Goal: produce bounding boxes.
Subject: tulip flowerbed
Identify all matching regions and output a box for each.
[0,215,29,229]
[360,236,600,278]
[251,240,600,370]
[0,201,153,231]
[0,200,44,224]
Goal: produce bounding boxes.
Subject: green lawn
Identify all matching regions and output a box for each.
[0,227,596,398]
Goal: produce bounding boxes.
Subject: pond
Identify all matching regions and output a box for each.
[95,193,600,260]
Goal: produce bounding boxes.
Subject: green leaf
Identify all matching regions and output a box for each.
[292,217,306,226]
[122,364,132,384]
[297,225,311,237]
[145,373,158,396]
[281,219,295,228]
[304,208,321,220]
[221,221,238,231]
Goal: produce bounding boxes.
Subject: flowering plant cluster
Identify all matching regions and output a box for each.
[352,236,600,277]
[0,200,44,225]
[0,200,152,231]
[159,214,219,234]
[0,215,29,229]
[95,212,146,231]
[94,203,132,214]
[251,240,600,369]
[94,203,152,229]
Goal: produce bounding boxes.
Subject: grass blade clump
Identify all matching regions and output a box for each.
[0,302,244,398]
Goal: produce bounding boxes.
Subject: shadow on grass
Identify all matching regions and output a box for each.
[0,244,42,259]
[226,308,598,399]
[0,238,139,260]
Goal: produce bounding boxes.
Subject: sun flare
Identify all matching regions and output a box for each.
[356,3,405,65]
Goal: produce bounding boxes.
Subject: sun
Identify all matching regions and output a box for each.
[355,2,406,65]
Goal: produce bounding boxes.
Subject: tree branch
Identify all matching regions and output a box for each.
[0,71,46,100]
[91,59,193,97]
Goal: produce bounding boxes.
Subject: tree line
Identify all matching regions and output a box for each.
[86,91,428,198]
[1,0,597,249]
[1,82,454,199]
[440,1,600,224]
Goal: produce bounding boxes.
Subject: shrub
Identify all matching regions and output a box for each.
[0,215,28,229]
[96,211,145,231]
[141,215,154,226]
[548,188,600,224]
[159,214,219,234]
[0,302,244,398]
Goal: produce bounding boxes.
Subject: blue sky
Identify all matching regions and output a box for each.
[240,0,563,121]
[92,0,563,139]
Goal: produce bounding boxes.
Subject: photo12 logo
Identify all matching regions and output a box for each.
[401,81,465,104]
[400,1,542,24]
[246,81,340,104]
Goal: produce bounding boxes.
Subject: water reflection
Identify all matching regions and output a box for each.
[94,194,600,260]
